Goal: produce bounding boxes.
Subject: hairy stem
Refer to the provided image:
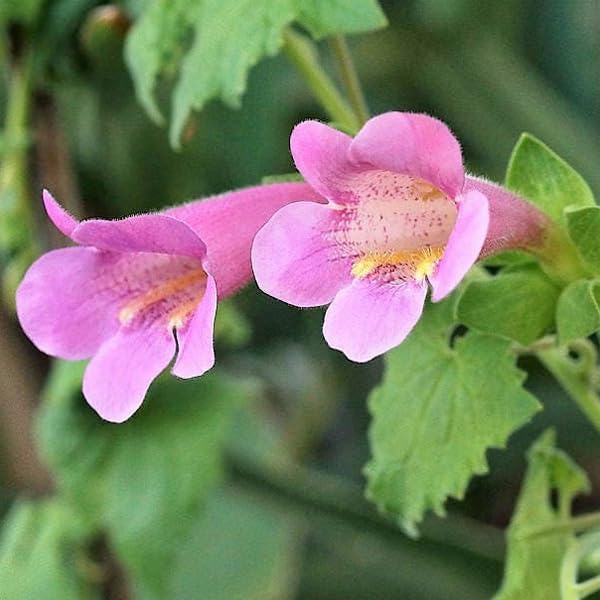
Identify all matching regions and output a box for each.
[282,28,360,133]
[329,34,370,126]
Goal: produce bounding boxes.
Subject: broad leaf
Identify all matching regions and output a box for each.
[506,133,594,224]
[365,300,540,533]
[556,279,600,343]
[565,206,600,274]
[168,487,297,600]
[456,264,560,345]
[38,361,252,598]
[493,430,589,600]
[0,499,96,600]
[125,0,387,146]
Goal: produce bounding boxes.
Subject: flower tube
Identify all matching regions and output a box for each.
[252,112,554,362]
[17,183,320,422]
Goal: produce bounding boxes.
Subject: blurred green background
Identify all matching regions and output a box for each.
[1,1,600,598]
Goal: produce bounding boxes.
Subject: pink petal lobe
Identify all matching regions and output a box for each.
[252,202,352,307]
[290,121,354,201]
[429,190,489,302]
[167,182,325,298]
[349,112,464,198]
[16,247,121,360]
[323,279,428,362]
[72,214,206,259]
[83,325,176,422]
[43,189,79,238]
[171,274,217,378]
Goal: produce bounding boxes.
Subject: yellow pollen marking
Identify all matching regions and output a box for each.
[119,269,206,325]
[167,298,203,329]
[351,246,445,281]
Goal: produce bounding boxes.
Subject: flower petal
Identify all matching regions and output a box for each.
[167,182,325,298]
[72,214,206,259]
[171,274,217,378]
[349,112,464,198]
[252,201,352,307]
[429,190,489,302]
[83,325,176,422]
[290,121,354,201]
[43,189,79,238]
[323,279,427,362]
[16,247,121,360]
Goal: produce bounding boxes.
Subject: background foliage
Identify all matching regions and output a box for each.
[2,1,600,599]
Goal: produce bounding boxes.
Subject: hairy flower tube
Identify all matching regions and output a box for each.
[252,112,550,362]
[17,184,320,422]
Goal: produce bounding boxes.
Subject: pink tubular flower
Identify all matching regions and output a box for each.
[17,183,320,422]
[252,112,491,362]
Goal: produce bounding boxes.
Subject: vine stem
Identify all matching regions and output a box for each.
[329,34,370,126]
[536,346,600,434]
[561,530,600,599]
[282,28,360,133]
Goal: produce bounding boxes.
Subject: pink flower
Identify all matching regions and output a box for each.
[17,184,320,422]
[252,112,491,362]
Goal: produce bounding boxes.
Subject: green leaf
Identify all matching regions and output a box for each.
[493,430,589,600]
[125,0,387,146]
[506,133,594,224]
[168,487,298,600]
[556,279,600,343]
[456,264,560,345]
[0,499,96,600]
[365,300,540,533]
[38,361,252,598]
[565,206,600,273]
[295,0,387,39]
[124,0,199,124]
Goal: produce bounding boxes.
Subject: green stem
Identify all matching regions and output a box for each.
[577,574,600,599]
[537,347,600,434]
[282,28,360,133]
[561,531,600,599]
[517,511,600,540]
[329,34,370,126]
[227,449,504,562]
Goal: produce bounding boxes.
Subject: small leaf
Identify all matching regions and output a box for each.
[556,279,600,343]
[506,133,594,224]
[456,264,560,345]
[365,300,540,533]
[0,499,96,600]
[565,206,600,274]
[38,361,252,598]
[295,0,387,39]
[493,430,589,600]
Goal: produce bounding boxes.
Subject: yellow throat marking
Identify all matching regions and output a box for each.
[351,246,444,281]
[119,269,206,326]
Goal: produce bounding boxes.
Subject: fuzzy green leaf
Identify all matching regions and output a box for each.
[38,361,252,598]
[365,300,540,533]
[564,206,600,274]
[556,279,600,343]
[0,500,96,600]
[456,264,560,345]
[493,430,589,600]
[506,133,594,224]
[125,0,387,146]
